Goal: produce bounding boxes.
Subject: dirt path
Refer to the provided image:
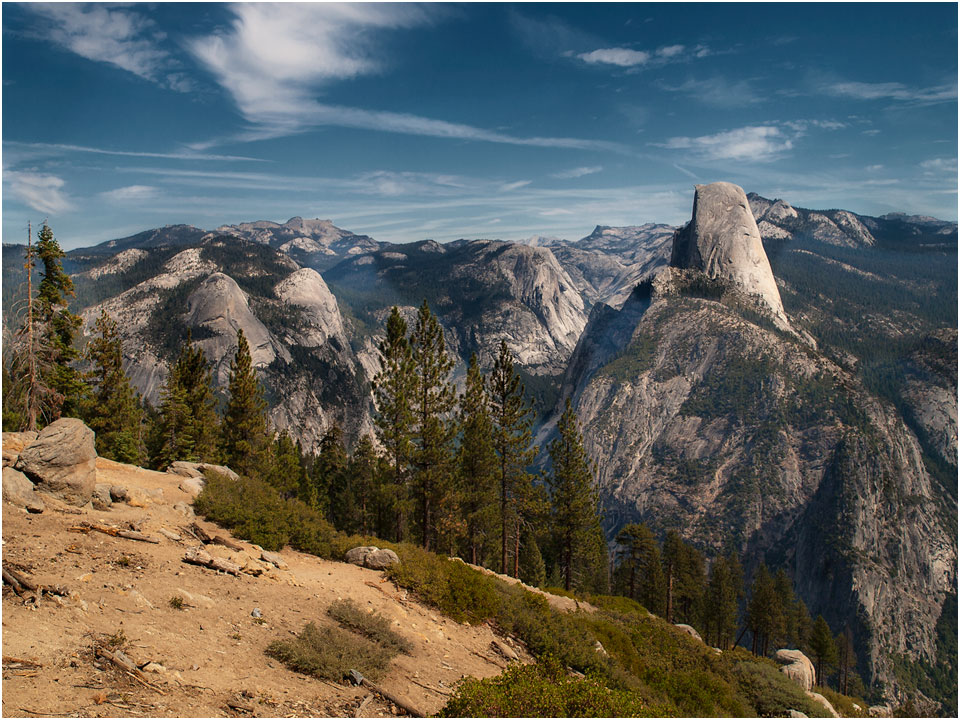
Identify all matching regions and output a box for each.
[2,458,529,718]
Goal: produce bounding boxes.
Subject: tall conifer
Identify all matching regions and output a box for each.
[489,340,535,576]
[409,300,455,551]
[373,306,416,542]
[547,398,602,592]
[221,328,271,478]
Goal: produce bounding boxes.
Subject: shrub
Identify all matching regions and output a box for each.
[169,595,184,610]
[439,655,657,718]
[327,599,412,656]
[266,622,393,682]
[727,650,829,717]
[819,686,869,718]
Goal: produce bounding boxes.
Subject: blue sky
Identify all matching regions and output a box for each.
[2,2,957,249]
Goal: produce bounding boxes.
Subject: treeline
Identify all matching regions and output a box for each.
[612,523,863,695]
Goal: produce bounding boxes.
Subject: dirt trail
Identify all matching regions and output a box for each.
[2,457,529,718]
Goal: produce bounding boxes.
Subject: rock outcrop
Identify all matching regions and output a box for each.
[2,431,37,467]
[344,546,400,570]
[2,466,45,513]
[775,649,816,691]
[674,624,703,642]
[671,182,791,331]
[15,419,97,506]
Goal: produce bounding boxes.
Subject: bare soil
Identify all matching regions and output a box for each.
[2,458,531,718]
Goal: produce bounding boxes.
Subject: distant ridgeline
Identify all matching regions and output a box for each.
[2,183,955,713]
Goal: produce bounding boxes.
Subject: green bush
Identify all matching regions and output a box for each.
[727,650,829,717]
[439,655,658,718]
[327,599,412,656]
[266,622,393,682]
[819,686,869,717]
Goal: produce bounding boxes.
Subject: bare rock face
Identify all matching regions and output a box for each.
[3,466,45,513]
[672,182,791,331]
[273,268,346,347]
[775,649,816,691]
[15,418,97,506]
[674,623,703,643]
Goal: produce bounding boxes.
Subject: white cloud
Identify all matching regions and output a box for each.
[5,141,266,163]
[26,4,187,91]
[660,77,762,108]
[826,81,957,104]
[866,164,884,172]
[551,166,603,179]
[188,4,623,152]
[657,44,685,58]
[578,48,650,67]
[659,126,794,163]
[4,171,74,214]
[920,157,958,175]
[100,185,160,202]
[500,180,532,192]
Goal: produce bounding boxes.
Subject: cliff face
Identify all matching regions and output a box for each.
[78,236,371,453]
[556,184,956,699]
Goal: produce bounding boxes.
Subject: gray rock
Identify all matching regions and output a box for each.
[805,691,839,718]
[364,548,400,570]
[251,608,262,618]
[593,640,608,657]
[178,476,205,497]
[15,418,97,506]
[344,546,379,566]
[775,649,816,691]
[167,460,239,483]
[2,466,45,513]
[2,431,38,467]
[868,705,892,718]
[671,181,792,332]
[93,483,113,510]
[109,485,129,502]
[787,711,809,718]
[674,623,703,643]
[260,550,288,569]
[173,501,195,517]
[142,662,166,674]
[492,639,519,661]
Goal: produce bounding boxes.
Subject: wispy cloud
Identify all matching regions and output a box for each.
[187,4,622,152]
[4,171,74,214]
[551,166,603,179]
[499,180,532,192]
[920,157,958,175]
[4,141,266,163]
[659,77,763,108]
[658,126,795,163]
[100,185,160,202]
[826,80,957,104]
[577,43,709,69]
[25,4,189,91]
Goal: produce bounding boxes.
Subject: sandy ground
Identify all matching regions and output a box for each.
[2,458,531,718]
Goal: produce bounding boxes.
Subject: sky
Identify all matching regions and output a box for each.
[2,2,957,249]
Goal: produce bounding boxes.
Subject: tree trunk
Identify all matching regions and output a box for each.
[513,516,520,579]
[564,534,573,591]
[500,460,508,575]
[666,565,674,623]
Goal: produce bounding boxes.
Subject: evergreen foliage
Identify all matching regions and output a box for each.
[221,328,271,478]
[372,306,416,542]
[704,553,743,650]
[314,424,347,519]
[82,311,143,463]
[456,353,499,565]
[409,300,456,551]
[746,563,782,657]
[547,398,604,592]
[489,340,536,576]
[809,614,839,687]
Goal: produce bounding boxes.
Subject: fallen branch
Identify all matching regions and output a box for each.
[2,565,70,597]
[94,646,165,695]
[189,523,243,551]
[182,547,242,576]
[408,678,452,696]
[70,522,160,544]
[355,694,374,718]
[3,656,43,669]
[350,671,424,718]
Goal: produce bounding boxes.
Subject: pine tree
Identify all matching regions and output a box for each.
[82,311,143,463]
[409,300,456,551]
[705,554,742,650]
[616,523,647,602]
[773,569,797,648]
[836,628,857,695]
[221,328,271,478]
[809,615,838,688]
[309,425,347,517]
[518,526,547,587]
[173,336,220,462]
[152,372,194,470]
[746,563,781,656]
[373,307,416,542]
[674,541,706,628]
[457,353,499,565]
[270,431,307,497]
[547,398,602,592]
[347,435,380,536]
[663,530,683,623]
[489,340,535,576]
[795,598,813,654]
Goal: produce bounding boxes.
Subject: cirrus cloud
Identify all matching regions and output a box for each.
[4,171,74,214]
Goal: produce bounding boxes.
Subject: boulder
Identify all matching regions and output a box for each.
[167,461,239,483]
[868,705,892,718]
[365,548,400,570]
[126,486,163,507]
[2,466,45,513]
[109,485,129,502]
[2,431,38,467]
[775,649,816,691]
[674,623,703,643]
[173,501,195,517]
[344,546,400,570]
[179,476,205,497]
[260,550,288,570]
[787,711,809,718]
[14,418,96,506]
[344,546,379,566]
[805,691,839,718]
[92,483,113,510]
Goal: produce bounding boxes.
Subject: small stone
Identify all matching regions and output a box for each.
[109,486,129,502]
[251,608,262,618]
[142,662,166,674]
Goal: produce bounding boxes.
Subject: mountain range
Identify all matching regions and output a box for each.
[2,184,956,708]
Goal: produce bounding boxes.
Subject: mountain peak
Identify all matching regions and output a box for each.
[671,182,791,330]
